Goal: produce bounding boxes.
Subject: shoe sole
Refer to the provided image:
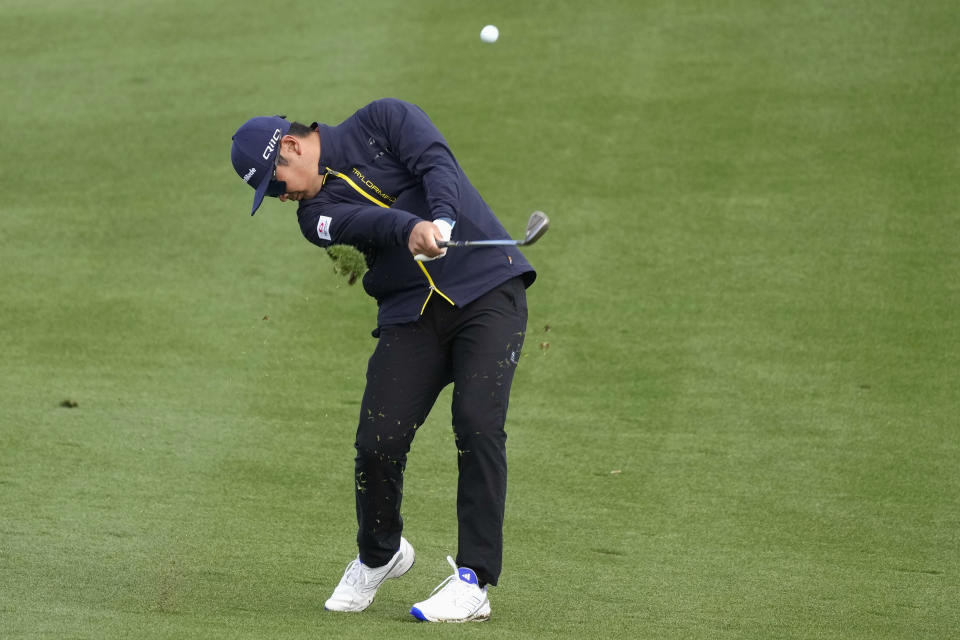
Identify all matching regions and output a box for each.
[409,605,490,623]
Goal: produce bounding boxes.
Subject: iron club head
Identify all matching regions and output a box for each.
[521,211,550,246]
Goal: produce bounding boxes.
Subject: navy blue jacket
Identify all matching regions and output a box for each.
[297,99,536,329]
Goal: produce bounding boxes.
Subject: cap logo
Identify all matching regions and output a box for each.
[262,128,282,160]
[242,167,257,183]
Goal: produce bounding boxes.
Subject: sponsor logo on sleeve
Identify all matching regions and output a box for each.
[317,215,332,241]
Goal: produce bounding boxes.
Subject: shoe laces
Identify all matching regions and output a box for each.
[340,558,364,588]
[340,556,391,592]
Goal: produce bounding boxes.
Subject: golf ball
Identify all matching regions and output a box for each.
[480,25,499,43]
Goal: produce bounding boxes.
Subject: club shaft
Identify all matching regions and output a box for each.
[438,239,521,247]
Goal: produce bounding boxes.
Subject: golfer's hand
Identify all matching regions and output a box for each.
[409,221,446,262]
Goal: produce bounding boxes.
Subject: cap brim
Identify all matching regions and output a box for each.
[250,165,272,216]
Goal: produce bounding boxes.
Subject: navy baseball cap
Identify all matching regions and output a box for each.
[231,116,292,215]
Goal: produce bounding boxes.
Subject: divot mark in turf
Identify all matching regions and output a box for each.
[590,548,627,557]
[894,567,942,575]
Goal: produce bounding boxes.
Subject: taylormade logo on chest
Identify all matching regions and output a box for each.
[262,129,282,160]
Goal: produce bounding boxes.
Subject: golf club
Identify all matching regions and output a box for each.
[438,211,550,248]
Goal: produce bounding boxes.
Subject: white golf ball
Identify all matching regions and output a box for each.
[480,25,499,43]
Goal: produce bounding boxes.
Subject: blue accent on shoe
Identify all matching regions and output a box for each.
[410,606,428,621]
[458,567,479,585]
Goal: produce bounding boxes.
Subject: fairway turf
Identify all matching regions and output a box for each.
[1,1,959,638]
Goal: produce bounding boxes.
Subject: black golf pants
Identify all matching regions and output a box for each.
[353,276,528,587]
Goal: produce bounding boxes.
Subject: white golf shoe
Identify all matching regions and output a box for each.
[409,556,491,622]
[324,537,415,612]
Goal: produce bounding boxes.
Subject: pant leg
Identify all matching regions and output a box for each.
[448,278,528,586]
[355,322,451,567]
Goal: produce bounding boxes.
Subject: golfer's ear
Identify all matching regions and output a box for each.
[280,135,301,155]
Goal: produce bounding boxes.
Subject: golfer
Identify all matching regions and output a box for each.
[230,98,535,622]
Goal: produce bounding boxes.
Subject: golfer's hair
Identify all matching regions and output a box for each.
[275,120,313,167]
[287,121,313,138]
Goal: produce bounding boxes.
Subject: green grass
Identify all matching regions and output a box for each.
[2,0,958,637]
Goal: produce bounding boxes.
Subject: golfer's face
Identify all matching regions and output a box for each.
[274,137,324,203]
[275,158,320,202]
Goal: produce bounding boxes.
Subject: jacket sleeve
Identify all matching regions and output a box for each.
[362,98,461,222]
[298,200,422,250]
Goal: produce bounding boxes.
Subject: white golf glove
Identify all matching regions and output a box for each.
[414,218,454,262]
